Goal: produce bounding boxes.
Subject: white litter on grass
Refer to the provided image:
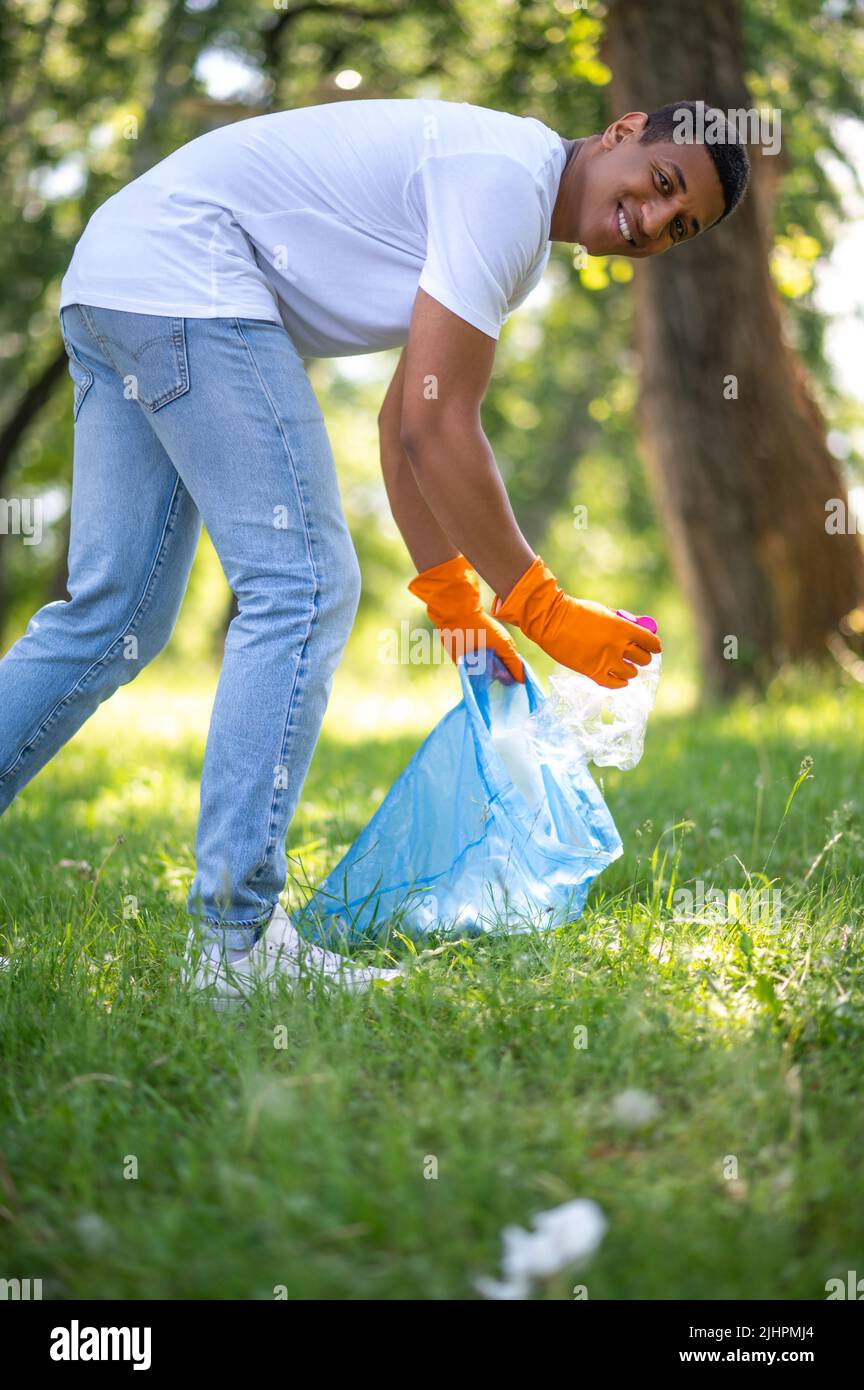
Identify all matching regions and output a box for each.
[610,1088,661,1130]
[73,1212,114,1254]
[474,1198,607,1300]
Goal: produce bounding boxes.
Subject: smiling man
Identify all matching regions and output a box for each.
[0,96,749,1004]
[387,100,749,692]
[551,104,743,255]
[555,105,738,255]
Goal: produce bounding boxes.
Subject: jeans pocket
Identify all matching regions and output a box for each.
[62,337,94,421]
[84,309,190,413]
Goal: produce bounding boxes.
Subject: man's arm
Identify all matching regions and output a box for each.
[377,347,461,574]
[379,328,527,684]
[382,288,661,687]
[394,289,536,600]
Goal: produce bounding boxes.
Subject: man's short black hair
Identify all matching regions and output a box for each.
[639,100,751,224]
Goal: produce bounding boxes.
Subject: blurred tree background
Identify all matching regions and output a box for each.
[1,0,863,698]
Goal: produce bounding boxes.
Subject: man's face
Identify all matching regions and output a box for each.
[577,118,726,259]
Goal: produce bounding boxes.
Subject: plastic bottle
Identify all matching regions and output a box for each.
[488,667,547,808]
[523,612,661,773]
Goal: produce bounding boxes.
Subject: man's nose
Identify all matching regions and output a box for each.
[640,196,683,243]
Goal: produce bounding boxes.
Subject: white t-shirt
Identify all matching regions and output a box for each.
[58,98,566,357]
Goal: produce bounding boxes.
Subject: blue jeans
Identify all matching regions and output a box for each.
[0,304,361,942]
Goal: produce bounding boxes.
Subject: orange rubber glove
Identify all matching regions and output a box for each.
[490,554,661,688]
[407,554,525,683]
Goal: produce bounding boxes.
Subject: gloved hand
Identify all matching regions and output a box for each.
[407,554,525,683]
[491,554,661,688]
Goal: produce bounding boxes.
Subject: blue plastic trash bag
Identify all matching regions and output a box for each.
[293,653,623,946]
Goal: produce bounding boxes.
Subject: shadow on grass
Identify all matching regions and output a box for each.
[1,676,860,934]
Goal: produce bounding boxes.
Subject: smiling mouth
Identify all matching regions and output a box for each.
[617,203,635,245]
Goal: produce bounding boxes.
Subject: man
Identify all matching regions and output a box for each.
[0,97,749,1004]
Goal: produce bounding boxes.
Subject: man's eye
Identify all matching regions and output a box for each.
[675,217,686,239]
[658,171,671,192]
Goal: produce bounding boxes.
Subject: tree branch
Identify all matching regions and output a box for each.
[0,348,68,484]
[262,2,408,70]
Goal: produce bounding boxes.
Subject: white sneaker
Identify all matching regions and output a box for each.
[186,903,402,1009]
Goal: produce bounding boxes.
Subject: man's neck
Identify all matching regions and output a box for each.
[550,135,589,242]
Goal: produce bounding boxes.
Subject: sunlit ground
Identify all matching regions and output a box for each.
[0,637,861,1299]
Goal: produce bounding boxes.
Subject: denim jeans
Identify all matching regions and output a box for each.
[0,304,361,943]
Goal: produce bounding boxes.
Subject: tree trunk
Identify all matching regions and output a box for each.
[604,0,863,695]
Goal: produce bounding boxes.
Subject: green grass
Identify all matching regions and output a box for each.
[0,657,862,1299]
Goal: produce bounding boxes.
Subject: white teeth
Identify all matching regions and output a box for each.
[618,207,633,243]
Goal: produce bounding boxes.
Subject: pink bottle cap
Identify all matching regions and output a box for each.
[615,609,658,634]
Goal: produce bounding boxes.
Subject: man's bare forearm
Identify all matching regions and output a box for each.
[378,333,534,598]
[378,407,459,573]
[400,421,535,600]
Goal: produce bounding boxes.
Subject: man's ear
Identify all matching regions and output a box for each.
[600,111,649,150]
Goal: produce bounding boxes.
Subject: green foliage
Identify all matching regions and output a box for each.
[742,0,864,392]
[1,0,862,640]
